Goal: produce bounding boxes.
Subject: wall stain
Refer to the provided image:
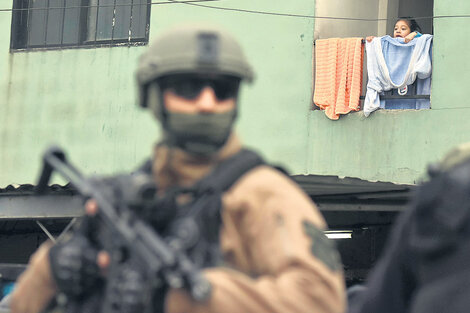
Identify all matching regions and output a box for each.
[1,53,15,165]
[5,53,14,106]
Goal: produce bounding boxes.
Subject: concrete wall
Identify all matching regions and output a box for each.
[314,0,380,39]
[308,0,470,184]
[1,0,469,186]
[150,1,316,175]
[0,3,157,186]
[0,1,315,186]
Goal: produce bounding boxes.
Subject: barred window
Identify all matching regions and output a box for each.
[10,0,150,50]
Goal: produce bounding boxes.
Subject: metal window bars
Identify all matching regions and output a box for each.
[11,0,150,50]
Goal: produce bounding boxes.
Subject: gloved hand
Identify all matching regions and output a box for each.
[10,241,57,313]
[10,200,103,313]
[49,232,101,298]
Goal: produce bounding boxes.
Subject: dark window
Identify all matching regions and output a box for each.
[10,0,150,50]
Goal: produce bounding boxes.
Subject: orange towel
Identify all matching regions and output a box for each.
[313,38,364,120]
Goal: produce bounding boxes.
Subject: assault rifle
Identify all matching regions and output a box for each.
[36,146,212,313]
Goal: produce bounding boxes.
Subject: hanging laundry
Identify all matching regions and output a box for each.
[364,35,433,117]
[313,37,364,120]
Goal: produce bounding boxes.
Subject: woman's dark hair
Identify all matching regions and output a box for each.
[396,17,422,33]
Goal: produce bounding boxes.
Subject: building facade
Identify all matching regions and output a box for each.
[1,0,469,186]
[0,0,469,288]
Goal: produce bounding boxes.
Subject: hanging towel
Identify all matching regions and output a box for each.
[364,34,433,116]
[313,37,364,120]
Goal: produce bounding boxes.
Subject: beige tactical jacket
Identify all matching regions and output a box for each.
[154,135,346,313]
[10,134,345,313]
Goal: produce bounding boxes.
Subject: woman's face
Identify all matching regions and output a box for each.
[394,20,411,38]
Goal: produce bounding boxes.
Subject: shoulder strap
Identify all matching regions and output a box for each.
[134,149,289,193]
[196,149,265,193]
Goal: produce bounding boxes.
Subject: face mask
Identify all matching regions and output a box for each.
[165,110,236,156]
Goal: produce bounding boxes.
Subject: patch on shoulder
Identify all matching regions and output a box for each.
[303,220,342,271]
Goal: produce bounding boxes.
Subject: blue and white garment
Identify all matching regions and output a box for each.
[364,34,433,117]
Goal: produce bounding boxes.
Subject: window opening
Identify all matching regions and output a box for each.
[10,0,150,51]
[312,0,434,116]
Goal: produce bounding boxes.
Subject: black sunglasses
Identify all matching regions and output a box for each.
[159,75,240,101]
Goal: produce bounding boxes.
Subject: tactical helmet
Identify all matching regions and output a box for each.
[136,23,254,119]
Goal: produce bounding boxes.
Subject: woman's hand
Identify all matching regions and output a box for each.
[366,36,375,42]
[404,32,418,43]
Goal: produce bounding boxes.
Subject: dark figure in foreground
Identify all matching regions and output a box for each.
[349,142,470,313]
[9,24,345,313]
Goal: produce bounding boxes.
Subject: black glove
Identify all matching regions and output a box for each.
[49,233,101,298]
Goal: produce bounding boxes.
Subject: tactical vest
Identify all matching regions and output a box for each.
[133,149,276,268]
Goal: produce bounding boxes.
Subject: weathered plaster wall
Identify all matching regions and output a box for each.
[2,0,469,186]
[0,1,315,185]
[308,0,470,184]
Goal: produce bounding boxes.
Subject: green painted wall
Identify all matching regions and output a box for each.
[149,2,315,173]
[308,1,470,184]
[0,1,315,186]
[1,0,469,187]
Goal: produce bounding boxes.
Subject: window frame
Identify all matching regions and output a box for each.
[311,0,434,112]
[10,0,151,52]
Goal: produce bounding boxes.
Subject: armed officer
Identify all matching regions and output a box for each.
[10,24,345,313]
